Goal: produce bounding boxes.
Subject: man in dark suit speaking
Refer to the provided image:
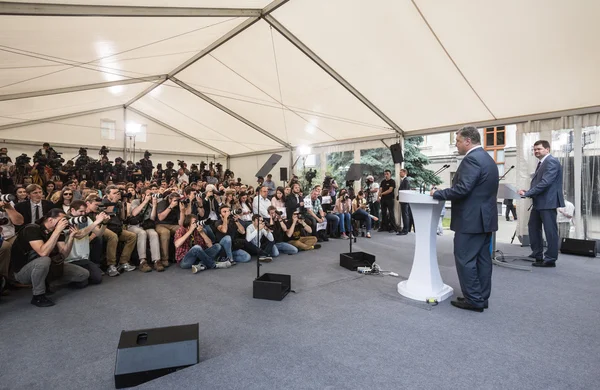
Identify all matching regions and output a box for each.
[518,140,564,268]
[431,127,498,312]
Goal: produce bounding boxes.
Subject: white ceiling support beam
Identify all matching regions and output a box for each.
[170,77,293,150]
[0,75,165,102]
[125,18,259,107]
[405,105,600,137]
[261,0,291,16]
[127,106,228,157]
[0,2,261,17]
[0,105,122,131]
[263,14,404,136]
[230,148,290,158]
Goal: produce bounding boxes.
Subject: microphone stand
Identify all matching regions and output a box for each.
[499,165,515,181]
[423,165,450,193]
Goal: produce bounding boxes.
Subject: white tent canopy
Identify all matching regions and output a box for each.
[1,0,599,158]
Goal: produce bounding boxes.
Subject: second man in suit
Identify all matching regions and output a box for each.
[518,140,564,267]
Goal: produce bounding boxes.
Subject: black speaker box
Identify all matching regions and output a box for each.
[280,167,288,182]
[114,323,199,389]
[253,273,291,301]
[340,251,375,271]
[560,238,597,257]
[389,143,404,164]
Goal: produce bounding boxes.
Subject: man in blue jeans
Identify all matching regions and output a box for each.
[266,206,298,256]
[174,215,230,273]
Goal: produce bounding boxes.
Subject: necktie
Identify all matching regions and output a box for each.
[34,204,40,222]
[535,161,541,173]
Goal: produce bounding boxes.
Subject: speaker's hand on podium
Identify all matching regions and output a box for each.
[429,187,438,196]
[518,189,526,196]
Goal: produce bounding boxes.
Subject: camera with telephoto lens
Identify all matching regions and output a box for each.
[15,153,31,166]
[151,193,163,199]
[194,218,213,228]
[231,208,242,216]
[180,198,190,206]
[68,216,87,226]
[0,194,16,203]
[343,194,350,201]
[294,211,304,220]
[0,217,8,226]
[196,192,204,200]
[120,190,133,200]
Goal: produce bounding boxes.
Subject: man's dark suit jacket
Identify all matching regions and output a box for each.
[432,147,499,234]
[14,199,56,228]
[524,155,565,210]
[399,177,410,191]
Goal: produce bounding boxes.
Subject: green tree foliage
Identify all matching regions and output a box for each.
[326,151,354,186]
[403,136,442,188]
[360,147,395,183]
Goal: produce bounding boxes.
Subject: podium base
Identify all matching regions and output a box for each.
[397,281,453,302]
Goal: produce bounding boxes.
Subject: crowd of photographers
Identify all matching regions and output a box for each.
[0,143,407,308]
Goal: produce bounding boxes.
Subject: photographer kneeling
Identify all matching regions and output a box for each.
[127,187,161,272]
[285,211,320,251]
[10,209,89,307]
[266,206,298,256]
[174,215,230,273]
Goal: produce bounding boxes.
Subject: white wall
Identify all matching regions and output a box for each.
[230,151,291,185]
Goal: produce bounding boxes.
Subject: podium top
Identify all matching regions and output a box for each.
[498,183,520,200]
[398,190,442,205]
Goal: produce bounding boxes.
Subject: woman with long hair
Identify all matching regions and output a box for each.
[55,187,75,214]
[237,191,253,228]
[271,187,286,209]
[334,189,353,239]
[44,181,55,200]
[222,189,236,208]
[15,185,28,203]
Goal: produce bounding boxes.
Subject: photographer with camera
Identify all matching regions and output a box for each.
[266,206,298,256]
[140,151,153,181]
[127,187,161,272]
[175,215,230,273]
[102,186,137,277]
[246,214,275,262]
[285,211,320,251]
[0,194,24,288]
[155,191,185,267]
[202,185,220,222]
[214,205,250,263]
[364,175,380,229]
[10,209,89,307]
[352,191,376,238]
[305,187,337,242]
[323,174,339,203]
[334,189,353,239]
[64,200,109,285]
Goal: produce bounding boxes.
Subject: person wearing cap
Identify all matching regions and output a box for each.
[364,175,380,229]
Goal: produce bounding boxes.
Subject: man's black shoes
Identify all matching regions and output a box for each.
[31,294,55,307]
[457,296,488,309]
[532,261,556,268]
[396,231,408,236]
[451,299,484,312]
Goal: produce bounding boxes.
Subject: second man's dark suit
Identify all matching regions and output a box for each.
[524,155,564,263]
[432,147,499,309]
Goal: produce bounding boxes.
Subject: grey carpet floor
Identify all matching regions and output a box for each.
[1,232,600,390]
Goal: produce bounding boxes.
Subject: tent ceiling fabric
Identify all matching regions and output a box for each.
[1,0,599,155]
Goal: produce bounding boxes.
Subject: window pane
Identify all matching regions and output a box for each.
[487,150,495,159]
[496,149,505,163]
[497,131,505,145]
[486,133,494,146]
[497,164,504,176]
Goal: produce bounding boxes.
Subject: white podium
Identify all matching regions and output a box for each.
[397,190,453,302]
